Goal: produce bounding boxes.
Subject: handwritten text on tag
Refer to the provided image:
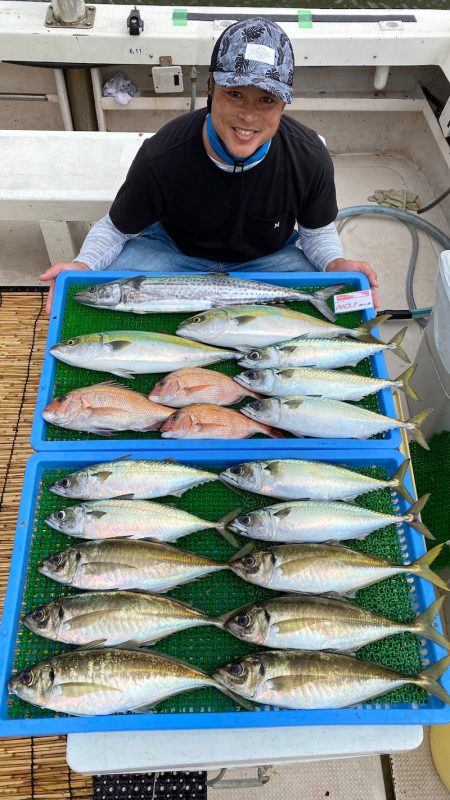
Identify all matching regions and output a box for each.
[334,289,374,314]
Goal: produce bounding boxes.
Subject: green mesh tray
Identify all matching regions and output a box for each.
[8,455,429,723]
[41,277,386,444]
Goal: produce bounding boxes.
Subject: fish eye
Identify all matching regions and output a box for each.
[245,371,258,380]
[32,607,46,623]
[59,478,71,489]
[243,555,256,568]
[248,351,261,361]
[252,401,262,411]
[88,286,96,293]
[49,554,62,566]
[21,670,34,686]
[155,380,166,388]
[229,465,243,476]
[192,316,202,324]
[57,395,67,403]
[237,613,251,628]
[228,662,244,676]
[240,515,252,527]
[66,339,77,346]
[56,511,66,521]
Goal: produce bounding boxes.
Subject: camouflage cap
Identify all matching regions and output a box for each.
[210,18,294,105]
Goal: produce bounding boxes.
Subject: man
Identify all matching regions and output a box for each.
[40,17,378,313]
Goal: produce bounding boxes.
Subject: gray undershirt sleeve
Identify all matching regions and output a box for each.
[75,214,136,271]
[297,222,344,271]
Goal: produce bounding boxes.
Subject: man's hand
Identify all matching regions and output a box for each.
[39,262,91,314]
[325,258,379,309]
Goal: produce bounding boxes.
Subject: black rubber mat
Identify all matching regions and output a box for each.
[93,771,207,799]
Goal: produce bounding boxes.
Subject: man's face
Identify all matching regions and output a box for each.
[210,84,284,159]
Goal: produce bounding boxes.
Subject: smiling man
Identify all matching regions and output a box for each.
[40,18,378,312]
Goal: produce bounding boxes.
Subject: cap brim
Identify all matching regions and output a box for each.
[213,72,292,105]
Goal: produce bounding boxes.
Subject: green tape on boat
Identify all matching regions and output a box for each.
[173,8,187,26]
[298,9,313,28]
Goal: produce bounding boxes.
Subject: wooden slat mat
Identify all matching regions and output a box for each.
[0,290,92,799]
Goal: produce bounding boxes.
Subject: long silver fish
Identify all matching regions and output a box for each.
[74,275,345,322]
[38,539,227,592]
[219,458,414,504]
[22,591,222,647]
[45,499,231,542]
[223,595,450,652]
[228,494,433,543]
[230,542,447,595]
[238,329,409,370]
[8,649,233,716]
[234,365,418,402]
[50,458,216,500]
[214,650,450,709]
[241,396,432,449]
[177,307,388,349]
[50,331,237,379]
[42,382,172,435]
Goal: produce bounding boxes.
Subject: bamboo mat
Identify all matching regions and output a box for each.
[0,290,92,799]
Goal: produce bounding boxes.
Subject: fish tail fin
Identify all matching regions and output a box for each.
[391,459,414,505]
[412,544,448,590]
[308,285,346,322]
[396,363,418,397]
[386,327,411,364]
[417,655,450,705]
[227,541,256,565]
[259,423,285,439]
[215,509,242,548]
[354,313,391,341]
[407,493,434,540]
[413,596,450,651]
[407,409,433,450]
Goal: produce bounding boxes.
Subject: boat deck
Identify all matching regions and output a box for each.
[0,149,449,799]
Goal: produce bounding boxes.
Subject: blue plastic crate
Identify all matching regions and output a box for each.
[0,448,449,737]
[31,271,402,451]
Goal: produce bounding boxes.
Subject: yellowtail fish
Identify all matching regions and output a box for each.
[38,539,227,592]
[234,365,419,402]
[8,649,247,716]
[219,458,414,504]
[45,499,234,542]
[238,328,409,369]
[49,457,216,500]
[176,306,389,349]
[228,494,433,542]
[149,367,260,407]
[223,595,450,652]
[42,382,172,435]
[241,396,432,449]
[214,650,450,709]
[22,591,223,647]
[49,331,237,379]
[229,542,448,595]
[160,403,284,439]
[74,275,345,322]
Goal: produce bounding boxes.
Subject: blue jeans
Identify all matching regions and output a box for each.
[108,222,315,273]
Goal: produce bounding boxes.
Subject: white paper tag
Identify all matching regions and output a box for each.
[334,289,374,314]
[245,43,276,65]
